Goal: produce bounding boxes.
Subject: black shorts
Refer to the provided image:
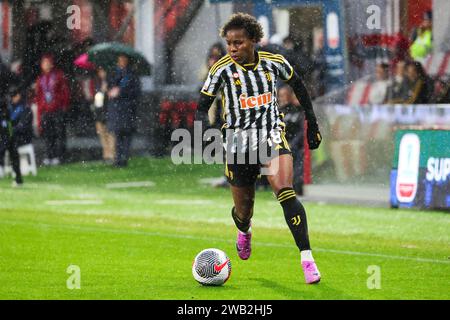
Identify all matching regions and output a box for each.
[224,130,292,187]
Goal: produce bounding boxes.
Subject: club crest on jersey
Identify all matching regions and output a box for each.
[239,92,272,109]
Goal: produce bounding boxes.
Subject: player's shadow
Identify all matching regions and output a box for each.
[194,283,240,292]
[251,278,357,300]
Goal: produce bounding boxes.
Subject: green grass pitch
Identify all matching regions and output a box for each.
[0,157,449,299]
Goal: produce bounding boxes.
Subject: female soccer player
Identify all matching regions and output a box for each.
[196,13,322,284]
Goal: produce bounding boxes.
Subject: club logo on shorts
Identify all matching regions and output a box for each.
[239,92,272,109]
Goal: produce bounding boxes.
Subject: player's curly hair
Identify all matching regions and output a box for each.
[220,12,264,42]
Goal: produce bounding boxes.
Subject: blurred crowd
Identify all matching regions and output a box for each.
[353,10,449,105]
[368,59,449,105]
[257,32,327,100]
[1,10,449,186]
[0,41,142,186]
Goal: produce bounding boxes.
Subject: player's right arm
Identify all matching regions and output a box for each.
[196,60,226,125]
[195,93,215,125]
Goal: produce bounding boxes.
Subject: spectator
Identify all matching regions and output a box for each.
[277,85,305,196]
[436,78,450,103]
[282,36,313,84]
[9,60,20,86]
[199,42,226,128]
[410,11,433,60]
[258,33,286,56]
[368,62,390,104]
[192,42,229,187]
[92,67,115,164]
[260,35,314,90]
[0,56,15,101]
[386,60,409,103]
[390,33,411,70]
[310,30,327,98]
[399,61,433,104]
[35,54,70,165]
[0,58,29,184]
[199,42,226,82]
[107,54,141,167]
[208,42,226,62]
[0,100,23,186]
[8,86,33,147]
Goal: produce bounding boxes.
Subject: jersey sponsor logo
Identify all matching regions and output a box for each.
[239,92,272,110]
[396,133,420,203]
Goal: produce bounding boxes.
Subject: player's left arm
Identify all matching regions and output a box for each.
[286,72,322,150]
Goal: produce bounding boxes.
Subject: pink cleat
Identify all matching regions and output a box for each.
[236,230,252,260]
[301,261,321,284]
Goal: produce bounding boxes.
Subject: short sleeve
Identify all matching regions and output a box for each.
[200,67,224,97]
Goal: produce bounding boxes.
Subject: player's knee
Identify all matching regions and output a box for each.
[271,183,293,195]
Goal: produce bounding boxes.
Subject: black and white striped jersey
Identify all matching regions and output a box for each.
[200,50,294,152]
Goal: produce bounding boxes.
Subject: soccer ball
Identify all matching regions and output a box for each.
[192,248,232,286]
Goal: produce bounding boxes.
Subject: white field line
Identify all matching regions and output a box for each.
[105,181,155,189]
[313,248,449,264]
[45,200,104,206]
[74,194,102,200]
[154,200,214,205]
[198,177,226,184]
[1,219,448,265]
[23,183,64,190]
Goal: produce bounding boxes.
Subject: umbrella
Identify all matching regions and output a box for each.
[74,53,96,70]
[87,42,152,76]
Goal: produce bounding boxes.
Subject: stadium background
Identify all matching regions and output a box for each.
[1,0,449,188]
[0,0,449,300]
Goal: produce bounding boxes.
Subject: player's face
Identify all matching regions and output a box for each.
[225,28,256,65]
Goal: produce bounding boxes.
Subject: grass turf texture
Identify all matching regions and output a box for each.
[0,157,449,300]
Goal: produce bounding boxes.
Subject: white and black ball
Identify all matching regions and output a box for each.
[192,248,231,286]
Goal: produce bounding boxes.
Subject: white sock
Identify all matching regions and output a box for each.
[301,250,314,262]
